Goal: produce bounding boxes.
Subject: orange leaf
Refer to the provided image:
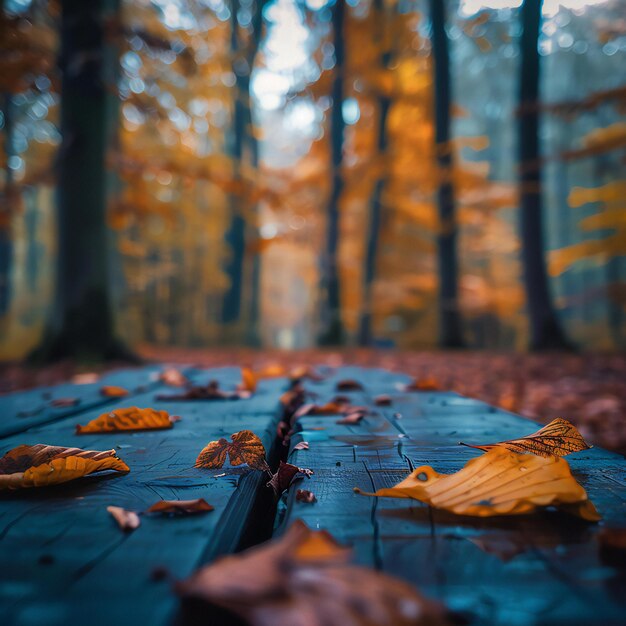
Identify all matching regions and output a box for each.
[196,430,268,471]
[459,418,592,457]
[146,498,214,515]
[0,444,130,490]
[76,407,179,434]
[401,377,441,391]
[100,385,130,397]
[355,446,600,520]
[238,366,257,393]
[107,506,141,531]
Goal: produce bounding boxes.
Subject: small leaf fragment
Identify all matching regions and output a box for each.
[336,379,364,391]
[400,377,441,391]
[374,394,392,406]
[147,498,214,515]
[296,489,316,503]
[107,506,141,531]
[459,418,592,457]
[293,441,309,450]
[100,385,130,397]
[160,367,189,387]
[50,397,80,408]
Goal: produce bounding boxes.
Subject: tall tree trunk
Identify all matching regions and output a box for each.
[518,0,571,350]
[31,0,133,362]
[430,0,464,348]
[358,0,390,346]
[318,0,345,346]
[0,92,16,317]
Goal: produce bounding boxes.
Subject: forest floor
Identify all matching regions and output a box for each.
[1,347,624,455]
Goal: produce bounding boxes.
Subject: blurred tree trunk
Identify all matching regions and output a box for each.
[31,0,134,362]
[358,0,390,346]
[430,0,464,348]
[0,92,16,317]
[318,0,345,346]
[518,0,571,350]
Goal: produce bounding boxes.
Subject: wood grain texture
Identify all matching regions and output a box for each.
[276,367,626,626]
[0,366,284,626]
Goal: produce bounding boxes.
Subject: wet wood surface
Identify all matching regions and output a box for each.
[0,366,283,626]
[276,366,626,626]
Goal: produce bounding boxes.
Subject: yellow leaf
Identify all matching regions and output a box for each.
[0,444,130,490]
[460,418,591,457]
[354,446,600,520]
[76,407,179,434]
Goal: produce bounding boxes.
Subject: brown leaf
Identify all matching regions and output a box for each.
[0,444,130,490]
[289,365,325,381]
[156,380,249,401]
[335,379,364,391]
[100,385,130,397]
[295,489,316,503]
[294,397,351,419]
[374,394,392,406]
[176,520,448,626]
[459,418,592,457]
[76,407,179,434]
[107,505,141,531]
[196,430,269,471]
[146,498,214,515]
[401,377,441,391]
[50,397,80,408]
[355,446,600,520]
[159,367,189,387]
[267,461,313,496]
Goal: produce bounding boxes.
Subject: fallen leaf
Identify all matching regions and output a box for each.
[400,377,441,391]
[336,379,364,391]
[160,367,189,387]
[238,366,257,393]
[354,446,600,520]
[460,418,592,457]
[50,397,80,408]
[289,365,325,381]
[196,430,269,471]
[100,385,130,397]
[296,489,316,503]
[374,394,392,406]
[267,461,314,496]
[107,505,141,531]
[294,397,351,419]
[336,410,368,425]
[157,380,249,401]
[71,373,99,384]
[146,498,214,515]
[255,364,287,378]
[293,441,309,450]
[76,407,179,434]
[176,519,448,626]
[0,444,130,490]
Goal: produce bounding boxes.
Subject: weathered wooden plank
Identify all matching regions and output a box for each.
[276,366,626,626]
[0,365,191,439]
[0,367,286,626]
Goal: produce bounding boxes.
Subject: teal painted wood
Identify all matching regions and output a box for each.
[0,365,195,439]
[276,366,626,626]
[0,366,285,626]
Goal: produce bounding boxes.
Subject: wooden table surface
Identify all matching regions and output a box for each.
[1,365,625,626]
[277,366,626,626]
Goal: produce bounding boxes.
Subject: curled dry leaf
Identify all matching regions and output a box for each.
[460,418,592,457]
[157,380,249,401]
[355,446,600,520]
[267,461,314,496]
[335,379,364,391]
[296,489,316,503]
[147,498,214,515]
[76,407,179,434]
[177,519,448,626]
[100,386,130,398]
[400,377,441,392]
[293,441,309,450]
[107,506,141,531]
[336,410,368,425]
[0,444,130,490]
[159,367,189,387]
[196,430,269,471]
[294,397,351,419]
[374,394,392,406]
